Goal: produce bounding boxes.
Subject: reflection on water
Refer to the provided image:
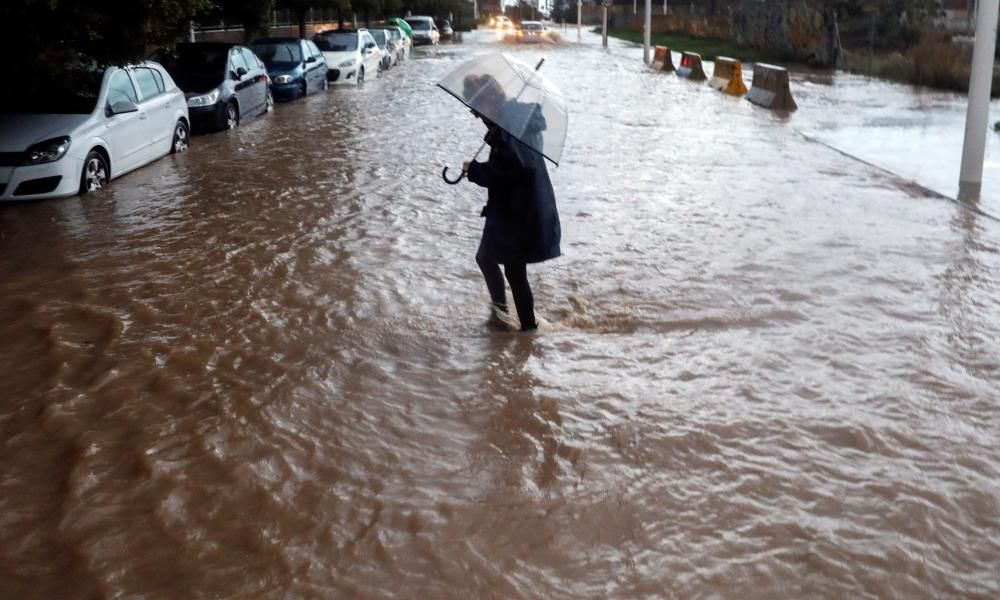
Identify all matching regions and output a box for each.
[1,30,999,599]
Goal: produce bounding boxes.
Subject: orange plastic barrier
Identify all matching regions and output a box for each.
[651,46,675,72]
[708,56,747,96]
[676,51,706,81]
[746,63,797,110]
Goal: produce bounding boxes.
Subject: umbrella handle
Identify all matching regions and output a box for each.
[442,166,465,185]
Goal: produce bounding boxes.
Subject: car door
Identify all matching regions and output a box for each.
[103,69,151,174]
[240,47,267,112]
[361,32,379,75]
[304,40,326,89]
[228,47,256,118]
[132,66,174,158]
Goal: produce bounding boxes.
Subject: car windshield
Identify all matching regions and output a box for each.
[252,42,302,65]
[1,68,102,114]
[389,29,401,40]
[315,32,357,52]
[406,19,430,30]
[371,31,387,45]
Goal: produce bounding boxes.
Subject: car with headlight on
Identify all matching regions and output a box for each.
[157,42,271,132]
[0,62,189,202]
[251,37,328,100]
[314,29,383,85]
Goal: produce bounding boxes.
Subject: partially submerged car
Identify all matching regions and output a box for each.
[0,62,190,201]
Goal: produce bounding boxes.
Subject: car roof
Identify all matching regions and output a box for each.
[177,42,240,49]
[253,37,303,44]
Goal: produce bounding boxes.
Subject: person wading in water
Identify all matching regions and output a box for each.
[461,74,561,331]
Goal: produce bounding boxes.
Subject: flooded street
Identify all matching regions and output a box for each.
[2,29,1000,598]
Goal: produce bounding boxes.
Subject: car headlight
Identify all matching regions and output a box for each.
[273,74,294,84]
[187,89,220,107]
[23,136,71,165]
[338,59,356,68]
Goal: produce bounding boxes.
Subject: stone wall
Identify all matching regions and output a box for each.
[607,0,840,68]
[731,0,839,67]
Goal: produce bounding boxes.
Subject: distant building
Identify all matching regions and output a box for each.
[939,0,975,31]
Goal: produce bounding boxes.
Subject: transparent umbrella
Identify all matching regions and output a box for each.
[437,52,568,184]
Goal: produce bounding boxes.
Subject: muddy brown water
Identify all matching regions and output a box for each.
[2,31,999,599]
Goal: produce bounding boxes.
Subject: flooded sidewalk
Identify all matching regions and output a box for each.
[1,29,999,599]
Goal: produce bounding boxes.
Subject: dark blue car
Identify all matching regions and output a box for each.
[251,38,328,101]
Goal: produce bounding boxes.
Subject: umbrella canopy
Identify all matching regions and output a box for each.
[437,52,567,165]
[386,17,413,38]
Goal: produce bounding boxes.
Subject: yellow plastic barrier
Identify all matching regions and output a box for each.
[651,46,675,72]
[708,56,747,96]
[746,63,798,111]
[676,51,706,81]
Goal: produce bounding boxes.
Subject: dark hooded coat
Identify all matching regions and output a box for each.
[466,103,560,265]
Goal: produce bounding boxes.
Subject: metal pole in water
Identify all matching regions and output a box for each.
[959,0,999,202]
[602,3,608,48]
[643,0,651,64]
[577,0,582,42]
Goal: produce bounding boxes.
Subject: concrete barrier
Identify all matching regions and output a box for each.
[746,63,797,111]
[708,56,747,96]
[651,46,675,72]
[676,51,706,81]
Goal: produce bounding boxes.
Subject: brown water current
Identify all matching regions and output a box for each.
[2,30,999,598]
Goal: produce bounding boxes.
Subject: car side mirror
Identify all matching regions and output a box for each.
[109,100,138,115]
[366,42,376,49]
[306,56,317,63]
[237,66,248,78]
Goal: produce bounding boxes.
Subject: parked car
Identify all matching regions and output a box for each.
[156,42,271,132]
[385,25,411,61]
[251,37,328,100]
[437,19,454,40]
[517,21,547,44]
[0,63,189,201]
[314,29,382,85]
[404,16,440,45]
[369,29,396,70]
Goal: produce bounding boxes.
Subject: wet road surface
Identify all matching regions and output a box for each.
[2,29,999,598]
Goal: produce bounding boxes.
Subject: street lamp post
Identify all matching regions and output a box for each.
[958,0,999,202]
[577,0,582,41]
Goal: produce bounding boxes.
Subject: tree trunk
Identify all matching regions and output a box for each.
[298,9,307,39]
[337,7,343,29]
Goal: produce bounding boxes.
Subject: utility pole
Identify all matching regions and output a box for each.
[959,0,999,202]
[643,0,651,63]
[577,0,582,41]
[474,0,478,22]
[602,0,609,48]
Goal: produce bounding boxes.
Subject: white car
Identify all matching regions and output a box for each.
[405,16,440,46]
[0,62,189,201]
[314,29,383,85]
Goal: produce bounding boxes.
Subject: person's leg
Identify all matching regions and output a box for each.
[476,246,507,312]
[503,263,537,330]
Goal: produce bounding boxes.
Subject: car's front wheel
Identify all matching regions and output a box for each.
[357,67,365,86]
[263,89,274,114]
[321,77,329,91]
[225,101,239,130]
[79,150,109,194]
[171,120,189,153]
